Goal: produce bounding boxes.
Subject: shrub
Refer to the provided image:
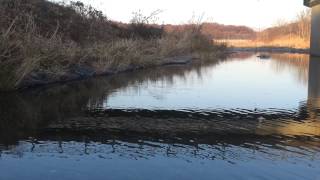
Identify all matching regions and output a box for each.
[0,0,225,90]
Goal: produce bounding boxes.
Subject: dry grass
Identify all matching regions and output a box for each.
[0,16,83,90]
[86,39,161,73]
[0,15,224,90]
[219,36,310,49]
[85,26,224,73]
[0,0,226,91]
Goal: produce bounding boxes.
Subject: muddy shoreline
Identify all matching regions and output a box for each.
[11,48,307,92]
[229,47,310,54]
[17,55,196,91]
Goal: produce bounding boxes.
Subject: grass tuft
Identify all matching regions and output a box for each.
[0,0,225,91]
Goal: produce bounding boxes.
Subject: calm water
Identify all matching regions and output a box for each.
[0,53,320,180]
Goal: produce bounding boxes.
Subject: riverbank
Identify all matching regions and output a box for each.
[0,0,226,91]
[18,54,225,90]
[228,47,309,54]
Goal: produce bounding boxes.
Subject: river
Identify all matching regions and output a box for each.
[0,52,319,180]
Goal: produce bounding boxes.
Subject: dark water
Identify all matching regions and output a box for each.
[0,53,320,180]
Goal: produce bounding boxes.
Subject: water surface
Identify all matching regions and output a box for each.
[0,53,319,180]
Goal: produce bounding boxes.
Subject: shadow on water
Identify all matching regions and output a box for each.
[0,57,231,139]
[0,53,320,180]
[0,53,319,142]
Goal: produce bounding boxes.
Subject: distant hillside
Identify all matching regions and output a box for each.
[201,23,256,39]
[223,10,311,49]
[257,11,311,43]
[164,23,256,40]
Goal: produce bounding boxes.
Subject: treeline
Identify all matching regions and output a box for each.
[224,10,311,49]
[257,10,311,42]
[163,23,256,40]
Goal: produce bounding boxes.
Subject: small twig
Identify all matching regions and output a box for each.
[3,17,18,37]
[50,20,60,40]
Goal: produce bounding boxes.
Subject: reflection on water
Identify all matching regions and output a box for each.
[270,53,309,85]
[0,53,320,180]
[105,53,309,109]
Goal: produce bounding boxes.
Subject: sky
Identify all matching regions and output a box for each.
[66,0,308,29]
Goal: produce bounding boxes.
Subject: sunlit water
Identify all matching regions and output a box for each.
[0,53,319,180]
[107,55,306,109]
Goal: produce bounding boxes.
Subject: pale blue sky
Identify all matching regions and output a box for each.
[64,0,308,29]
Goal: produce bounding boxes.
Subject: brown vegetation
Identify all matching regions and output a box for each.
[224,10,311,49]
[0,0,225,91]
[164,23,256,40]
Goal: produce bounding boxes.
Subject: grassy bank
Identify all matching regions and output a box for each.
[0,0,226,91]
[219,10,311,51]
[222,36,309,50]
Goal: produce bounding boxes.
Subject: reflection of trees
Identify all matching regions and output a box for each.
[0,53,320,162]
[0,58,227,145]
[270,53,309,85]
[227,52,255,59]
[0,53,319,144]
